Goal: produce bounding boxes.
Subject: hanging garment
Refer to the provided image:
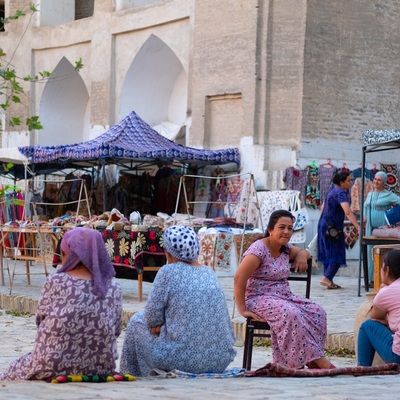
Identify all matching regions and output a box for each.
[318,164,337,205]
[350,177,373,215]
[283,166,307,202]
[305,165,320,209]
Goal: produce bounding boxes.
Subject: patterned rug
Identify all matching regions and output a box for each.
[245,362,400,377]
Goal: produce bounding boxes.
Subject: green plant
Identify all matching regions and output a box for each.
[325,347,356,358]
[5,309,34,317]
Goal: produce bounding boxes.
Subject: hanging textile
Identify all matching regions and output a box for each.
[235,179,259,227]
[224,176,244,219]
[193,177,210,217]
[381,163,400,195]
[258,190,300,230]
[198,234,217,269]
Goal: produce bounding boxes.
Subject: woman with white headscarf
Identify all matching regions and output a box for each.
[120,225,236,376]
[364,171,400,286]
[0,228,122,380]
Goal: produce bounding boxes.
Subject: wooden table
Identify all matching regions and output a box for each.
[361,236,400,292]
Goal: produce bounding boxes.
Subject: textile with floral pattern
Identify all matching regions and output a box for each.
[102,228,165,273]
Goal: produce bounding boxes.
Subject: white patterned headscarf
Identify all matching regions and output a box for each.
[163,225,200,262]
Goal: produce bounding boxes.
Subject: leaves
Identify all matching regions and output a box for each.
[26,116,43,131]
[9,117,21,127]
[75,58,84,71]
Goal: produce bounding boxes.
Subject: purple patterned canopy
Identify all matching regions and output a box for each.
[18,111,240,166]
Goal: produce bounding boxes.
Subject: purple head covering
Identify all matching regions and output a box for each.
[163,225,200,262]
[375,171,388,183]
[58,228,115,298]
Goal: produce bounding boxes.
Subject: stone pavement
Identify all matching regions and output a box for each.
[0,259,365,351]
[2,260,400,399]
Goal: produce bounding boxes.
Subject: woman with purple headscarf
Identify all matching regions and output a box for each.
[364,171,400,286]
[120,225,236,376]
[0,228,122,380]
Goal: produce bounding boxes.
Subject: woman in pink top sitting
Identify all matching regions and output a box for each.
[358,249,400,366]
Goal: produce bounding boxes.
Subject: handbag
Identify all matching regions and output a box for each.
[289,194,309,231]
[385,204,400,226]
[289,228,307,244]
[325,225,342,242]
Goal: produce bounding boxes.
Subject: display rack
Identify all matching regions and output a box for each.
[0,178,90,293]
[174,172,262,266]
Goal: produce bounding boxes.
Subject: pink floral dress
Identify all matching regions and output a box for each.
[244,240,327,369]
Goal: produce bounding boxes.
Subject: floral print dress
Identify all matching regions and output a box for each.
[0,273,122,380]
[244,240,327,369]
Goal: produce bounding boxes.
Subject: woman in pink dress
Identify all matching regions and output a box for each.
[234,209,334,369]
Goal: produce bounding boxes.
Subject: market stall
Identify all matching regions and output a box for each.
[358,129,400,296]
[1,111,241,297]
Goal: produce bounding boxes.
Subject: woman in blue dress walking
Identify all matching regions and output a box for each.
[318,171,360,289]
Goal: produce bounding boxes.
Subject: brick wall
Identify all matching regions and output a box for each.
[190,0,259,148]
[302,0,400,142]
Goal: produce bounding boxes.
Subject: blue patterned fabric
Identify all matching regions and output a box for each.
[18,111,240,166]
[149,368,246,378]
[119,261,236,377]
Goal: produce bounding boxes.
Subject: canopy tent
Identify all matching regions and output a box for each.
[358,129,400,295]
[18,111,240,169]
[0,147,33,180]
[15,111,240,213]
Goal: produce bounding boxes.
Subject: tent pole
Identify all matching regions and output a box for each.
[101,158,106,213]
[358,146,367,297]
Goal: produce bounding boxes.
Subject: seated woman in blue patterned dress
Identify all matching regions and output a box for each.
[120,225,236,376]
[0,228,123,380]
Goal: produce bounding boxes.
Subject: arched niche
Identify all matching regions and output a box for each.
[120,35,187,132]
[39,57,90,146]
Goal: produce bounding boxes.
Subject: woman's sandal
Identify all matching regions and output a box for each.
[320,280,342,290]
[327,282,342,290]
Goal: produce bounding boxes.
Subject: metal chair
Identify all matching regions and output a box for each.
[242,258,313,370]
